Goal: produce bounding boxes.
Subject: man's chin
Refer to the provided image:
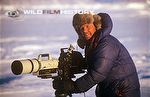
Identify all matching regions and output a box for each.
[85,37,91,41]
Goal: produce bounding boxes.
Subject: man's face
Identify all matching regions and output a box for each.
[78,23,96,41]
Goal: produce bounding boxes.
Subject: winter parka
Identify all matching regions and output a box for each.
[72,13,140,97]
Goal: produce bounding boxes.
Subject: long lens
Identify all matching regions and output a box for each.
[11,58,59,75]
[11,59,40,75]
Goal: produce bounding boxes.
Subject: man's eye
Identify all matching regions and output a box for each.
[80,27,84,32]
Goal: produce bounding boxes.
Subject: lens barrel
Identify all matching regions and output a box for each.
[11,58,59,75]
[11,59,40,75]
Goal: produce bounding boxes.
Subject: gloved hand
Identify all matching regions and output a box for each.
[52,78,75,93]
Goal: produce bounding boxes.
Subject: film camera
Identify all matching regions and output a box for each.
[11,45,87,97]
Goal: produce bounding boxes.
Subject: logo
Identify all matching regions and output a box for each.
[7,10,21,18]
[5,9,95,18]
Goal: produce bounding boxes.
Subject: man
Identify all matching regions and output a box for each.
[53,13,140,97]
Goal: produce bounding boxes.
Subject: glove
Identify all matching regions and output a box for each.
[52,78,75,93]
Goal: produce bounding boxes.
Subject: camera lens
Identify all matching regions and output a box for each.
[11,60,23,75]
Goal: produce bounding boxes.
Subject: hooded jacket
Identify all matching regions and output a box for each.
[72,13,140,97]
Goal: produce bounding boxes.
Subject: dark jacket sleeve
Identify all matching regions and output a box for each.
[72,39,118,93]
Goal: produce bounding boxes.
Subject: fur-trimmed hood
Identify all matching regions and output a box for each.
[98,13,113,39]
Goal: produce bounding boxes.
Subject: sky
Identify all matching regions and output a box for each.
[1,0,150,54]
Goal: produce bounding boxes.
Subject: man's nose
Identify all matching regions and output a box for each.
[81,25,89,33]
